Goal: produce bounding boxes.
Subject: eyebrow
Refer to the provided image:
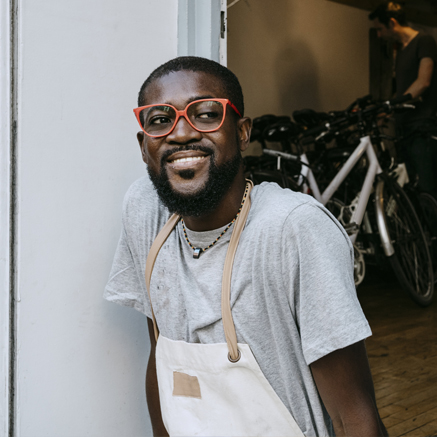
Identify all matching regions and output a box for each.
[143,96,218,117]
[162,95,216,106]
[144,105,171,118]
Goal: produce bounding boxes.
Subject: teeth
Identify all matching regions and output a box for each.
[172,156,206,163]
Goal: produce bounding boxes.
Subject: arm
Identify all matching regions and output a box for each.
[404,57,434,99]
[310,340,387,437]
[146,317,169,437]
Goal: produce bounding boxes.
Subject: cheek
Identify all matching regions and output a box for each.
[143,141,161,164]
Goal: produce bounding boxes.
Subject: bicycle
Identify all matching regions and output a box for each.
[372,126,437,284]
[246,96,434,306]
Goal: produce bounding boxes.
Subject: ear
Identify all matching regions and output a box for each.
[388,17,396,29]
[237,117,252,153]
[137,131,148,164]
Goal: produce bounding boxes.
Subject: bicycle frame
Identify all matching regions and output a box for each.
[266,135,384,245]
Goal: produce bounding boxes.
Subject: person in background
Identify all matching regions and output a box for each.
[370,1,437,197]
[105,56,387,436]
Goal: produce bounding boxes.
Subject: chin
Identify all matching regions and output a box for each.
[148,150,242,217]
[178,169,195,180]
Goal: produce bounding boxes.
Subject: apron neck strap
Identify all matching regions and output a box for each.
[145,213,180,341]
[144,180,254,361]
[221,180,253,361]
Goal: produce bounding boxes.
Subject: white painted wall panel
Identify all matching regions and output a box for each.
[15,1,177,435]
[0,0,12,433]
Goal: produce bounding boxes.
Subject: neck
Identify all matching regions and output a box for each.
[398,26,418,48]
[182,171,247,232]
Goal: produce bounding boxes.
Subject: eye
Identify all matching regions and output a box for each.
[197,111,219,120]
[150,116,171,125]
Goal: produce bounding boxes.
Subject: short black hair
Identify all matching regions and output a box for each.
[137,56,245,116]
[369,2,408,27]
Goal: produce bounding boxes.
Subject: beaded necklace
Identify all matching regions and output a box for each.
[181,182,250,259]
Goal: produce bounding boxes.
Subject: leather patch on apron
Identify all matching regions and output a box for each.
[173,371,201,399]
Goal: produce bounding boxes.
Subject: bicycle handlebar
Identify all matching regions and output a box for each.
[300,115,350,139]
[388,93,412,105]
[263,148,300,161]
[299,94,416,141]
[301,124,328,138]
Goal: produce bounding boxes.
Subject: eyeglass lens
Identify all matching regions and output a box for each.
[140,100,225,136]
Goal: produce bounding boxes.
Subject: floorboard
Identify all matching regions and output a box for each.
[358,268,437,436]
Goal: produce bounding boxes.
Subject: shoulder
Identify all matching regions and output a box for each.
[250,182,315,218]
[122,174,170,237]
[250,182,344,230]
[123,175,164,213]
[249,182,351,247]
[416,34,437,58]
[417,33,437,46]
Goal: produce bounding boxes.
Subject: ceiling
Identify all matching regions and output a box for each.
[327,0,437,27]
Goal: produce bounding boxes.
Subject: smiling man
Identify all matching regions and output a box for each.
[104,56,387,436]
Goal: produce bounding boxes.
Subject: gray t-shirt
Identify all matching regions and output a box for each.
[104,175,371,436]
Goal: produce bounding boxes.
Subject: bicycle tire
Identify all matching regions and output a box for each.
[382,178,434,306]
[419,192,437,281]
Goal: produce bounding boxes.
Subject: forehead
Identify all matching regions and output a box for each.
[142,70,228,107]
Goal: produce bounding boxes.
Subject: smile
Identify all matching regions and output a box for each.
[170,156,208,164]
[165,149,212,170]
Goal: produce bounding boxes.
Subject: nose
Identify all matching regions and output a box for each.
[166,114,202,143]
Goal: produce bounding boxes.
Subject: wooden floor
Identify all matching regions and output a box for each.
[358,268,437,436]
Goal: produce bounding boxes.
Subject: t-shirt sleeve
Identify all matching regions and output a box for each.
[103,225,151,318]
[283,201,372,365]
[417,35,437,62]
[103,176,168,319]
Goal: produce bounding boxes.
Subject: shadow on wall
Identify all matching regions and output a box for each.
[274,39,321,115]
[228,0,321,118]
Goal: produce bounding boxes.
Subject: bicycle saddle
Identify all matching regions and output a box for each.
[263,121,300,142]
[293,109,330,128]
[251,114,281,142]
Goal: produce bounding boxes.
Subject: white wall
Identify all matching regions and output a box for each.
[12,1,177,436]
[0,0,12,433]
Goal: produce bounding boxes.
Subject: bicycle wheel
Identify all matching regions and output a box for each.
[419,192,437,281]
[382,178,434,306]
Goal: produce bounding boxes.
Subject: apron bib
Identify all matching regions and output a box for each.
[145,181,305,437]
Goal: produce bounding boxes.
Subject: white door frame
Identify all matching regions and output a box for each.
[177,0,227,65]
[0,0,15,434]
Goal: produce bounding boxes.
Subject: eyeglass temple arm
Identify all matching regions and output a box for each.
[228,101,242,118]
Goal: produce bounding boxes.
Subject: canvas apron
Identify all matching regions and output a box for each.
[145,181,305,437]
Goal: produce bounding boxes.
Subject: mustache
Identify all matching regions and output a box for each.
[160,145,214,165]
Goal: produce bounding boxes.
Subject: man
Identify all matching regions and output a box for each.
[105,56,387,436]
[370,1,437,197]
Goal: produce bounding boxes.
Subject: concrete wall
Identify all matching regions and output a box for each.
[228,0,370,120]
[7,1,177,435]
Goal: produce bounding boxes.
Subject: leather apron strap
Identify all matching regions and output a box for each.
[145,213,180,341]
[221,181,252,361]
[144,180,253,361]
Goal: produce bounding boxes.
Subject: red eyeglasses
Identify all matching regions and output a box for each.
[133,98,242,138]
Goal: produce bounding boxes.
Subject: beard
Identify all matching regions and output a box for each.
[147,145,242,217]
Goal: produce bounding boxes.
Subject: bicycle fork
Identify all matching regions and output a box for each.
[346,138,383,245]
[374,177,395,257]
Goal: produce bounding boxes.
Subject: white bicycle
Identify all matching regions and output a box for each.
[247,97,434,306]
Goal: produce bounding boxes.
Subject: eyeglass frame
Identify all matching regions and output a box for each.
[133,98,242,138]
